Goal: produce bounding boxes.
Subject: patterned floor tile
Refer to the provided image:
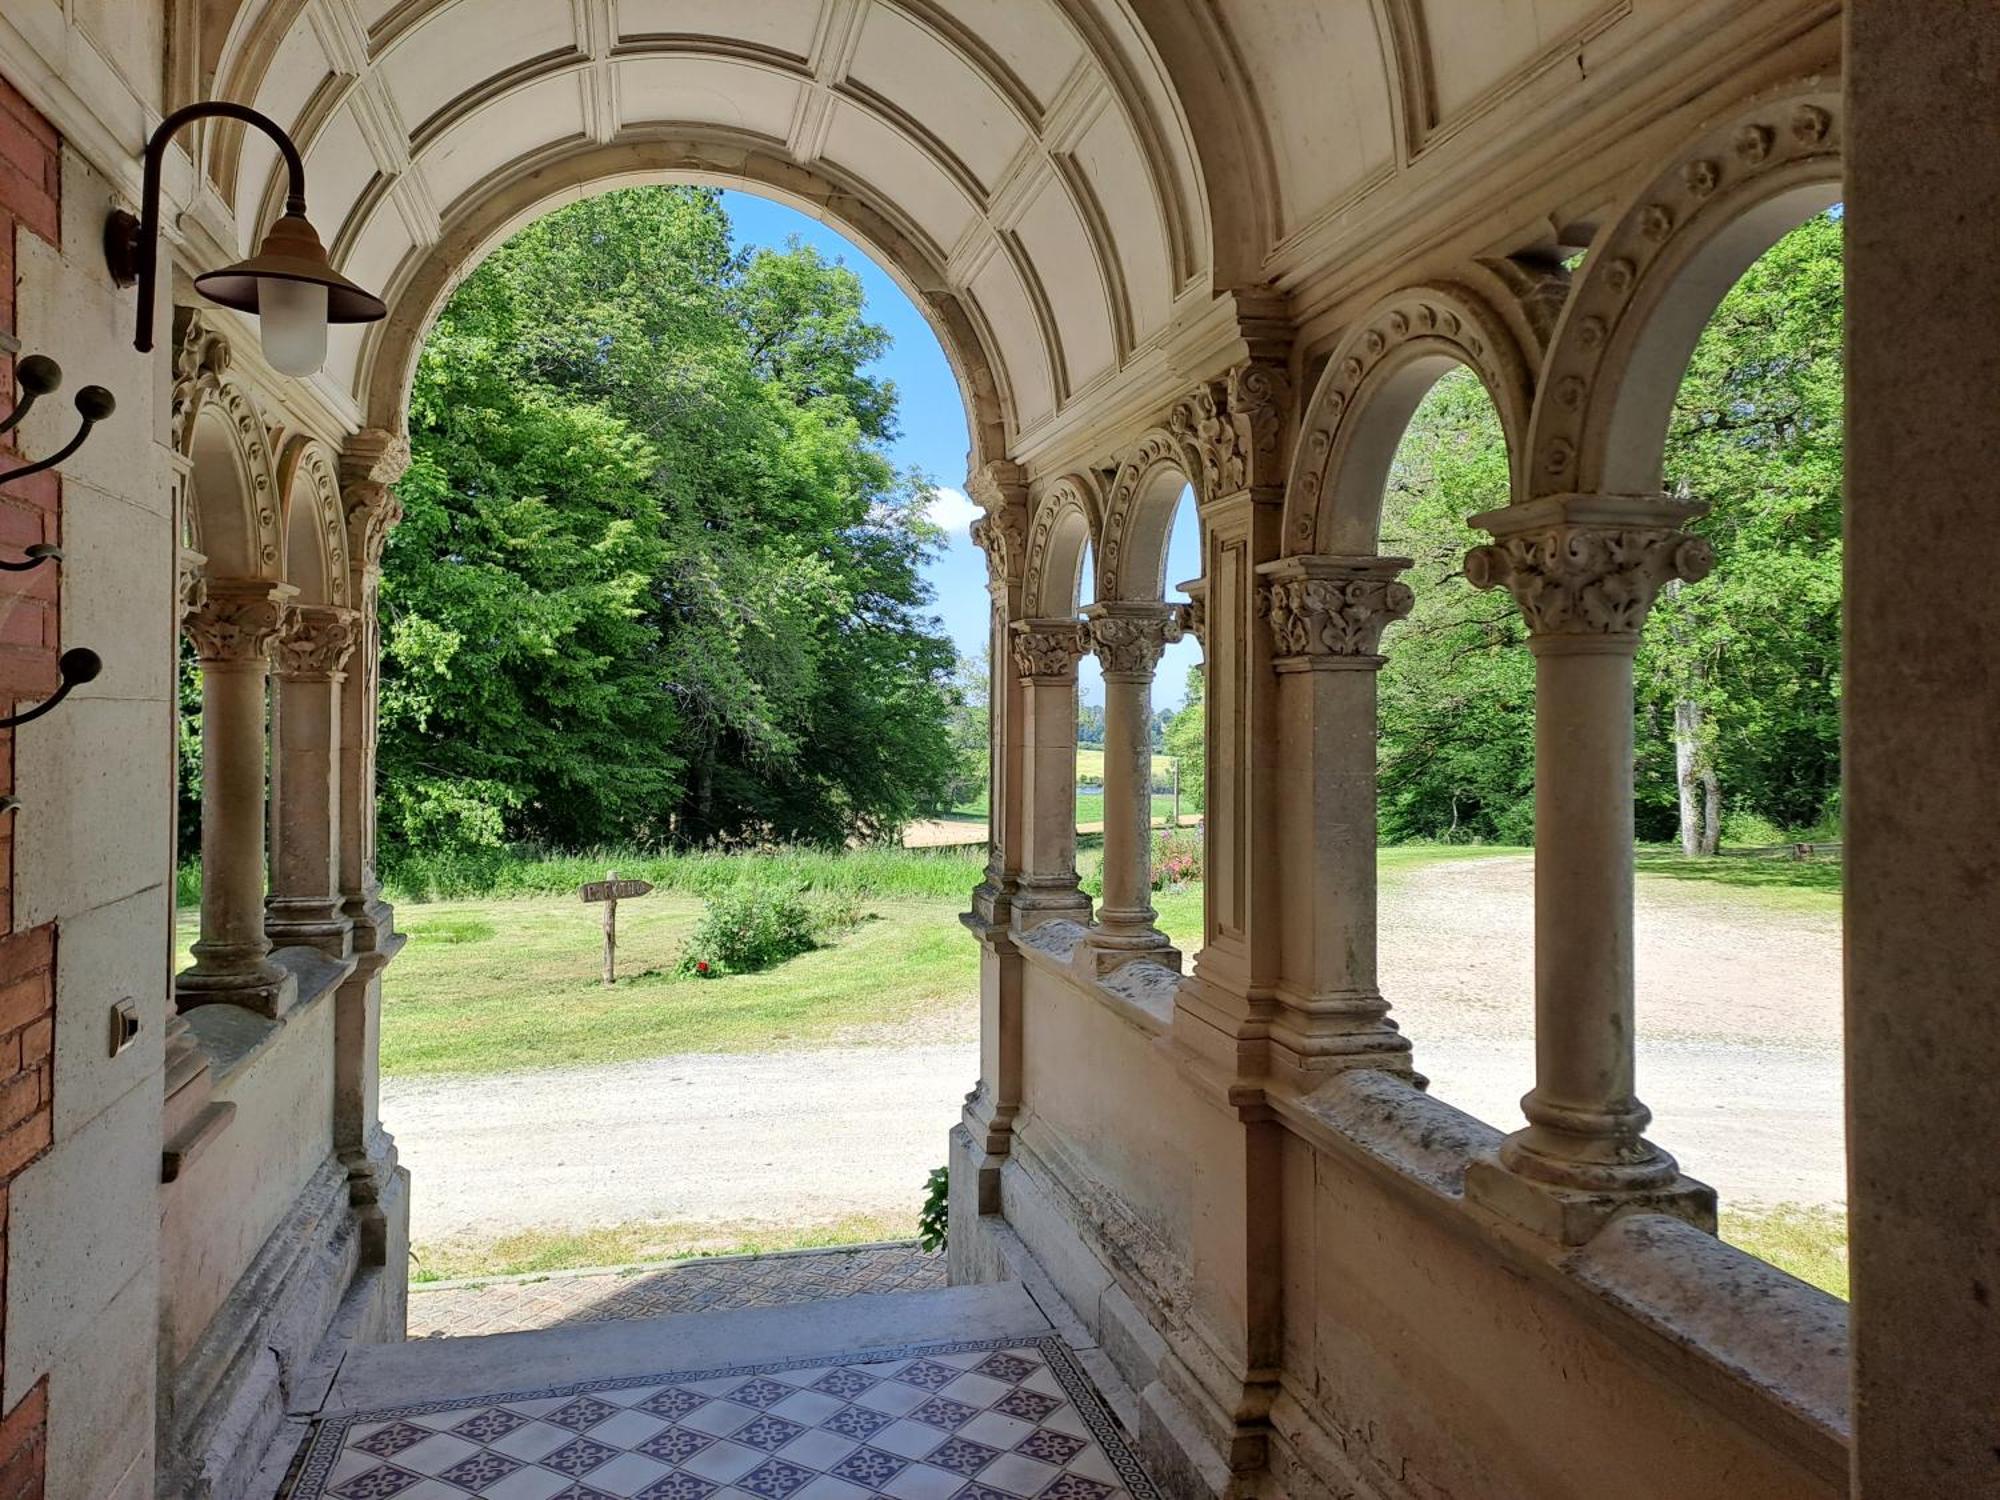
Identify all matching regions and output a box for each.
[287,1338,1156,1500]
[408,1246,946,1340]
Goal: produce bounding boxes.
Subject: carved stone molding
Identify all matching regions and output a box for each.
[341,429,411,572]
[1259,556,1414,661]
[274,605,361,679]
[1177,586,1207,655]
[186,580,295,664]
[278,438,352,607]
[1284,283,1530,556]
[170,308,232,457]
[1010,619,1087,683]
[969,461,1030,595]
[1466,495,1712,636]
[1021,477,1100,617]
[1163,357,1293,504]
[1083,602,1182,681]
[171,309,286,573]
[1526,87,1841,497]
[177,550,209,624]
[1098,427,1197,601]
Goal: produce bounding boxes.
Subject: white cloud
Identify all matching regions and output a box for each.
[925,485,982,538]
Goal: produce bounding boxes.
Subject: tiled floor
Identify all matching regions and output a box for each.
[286,1335,1155,1500]
[409,1246,947,1339]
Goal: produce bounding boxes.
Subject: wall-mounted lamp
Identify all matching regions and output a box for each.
[103,102,386,377]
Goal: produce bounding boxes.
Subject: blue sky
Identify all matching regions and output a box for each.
[723,190,1201,708]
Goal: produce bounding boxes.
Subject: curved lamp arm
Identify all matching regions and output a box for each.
[103,102,309,355]
[0,647,101,731]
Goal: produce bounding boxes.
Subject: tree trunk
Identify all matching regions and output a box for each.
[1700,764,1722,855]
[1674,696,1705,857]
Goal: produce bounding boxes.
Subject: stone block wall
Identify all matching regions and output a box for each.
[0,70,61,1500]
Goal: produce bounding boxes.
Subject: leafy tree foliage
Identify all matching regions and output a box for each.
[1160,665,1206,812]
[378,187,958,857]
[1164,213,1843,850]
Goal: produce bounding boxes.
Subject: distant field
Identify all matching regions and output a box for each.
[1075,746,1182,784]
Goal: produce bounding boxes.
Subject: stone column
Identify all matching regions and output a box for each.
[332,429,410,1286]
[1848,6,2000,1491]
[1461,494,1716,1243]
[1081,601,1182,973]
[1259,555,1417,1081]
[955,468,1030,1254]
[179,579,297,1016]
[337,433,406,954]
[267,605,359,951]
[1008,619,1091,926]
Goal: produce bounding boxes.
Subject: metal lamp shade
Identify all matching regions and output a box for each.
[192,211,387,324]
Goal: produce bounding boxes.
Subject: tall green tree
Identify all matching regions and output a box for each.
[1160,664,1206,813]
[378,187,959,858]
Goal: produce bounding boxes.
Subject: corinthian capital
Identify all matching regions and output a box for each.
[1010,619,1087,683]
[341,428,410,571]
[1259,556,1413,661]
[1084,602,1182,680]
[1466,495,1712,636]
[185,580,295,663]
[274,604,360,679]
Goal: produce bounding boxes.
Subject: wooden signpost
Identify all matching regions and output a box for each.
[579,870,653,985]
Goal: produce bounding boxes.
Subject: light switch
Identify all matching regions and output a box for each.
[109,998,140,1056]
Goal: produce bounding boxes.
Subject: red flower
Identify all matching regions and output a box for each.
[696,960,710,974]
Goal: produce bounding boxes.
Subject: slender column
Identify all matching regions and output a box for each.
[1259,555,1417,1080]
[267,605,359,950]
[179,579,296,1016]
[1008,619,1091,925]
[958,470,1029,1229]
[1081,601,1182,973]
[333,429,410,1275]
[1461,494,1716,1243]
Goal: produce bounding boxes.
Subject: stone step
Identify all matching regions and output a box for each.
[311,1280,1052,1419]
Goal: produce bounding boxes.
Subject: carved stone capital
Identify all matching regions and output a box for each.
[1084,602,1182,680]
[185,580,295,664]
[1010,619,1087,683]
[178,550,209,624]
[344,482,405,572]
[968,466,1029,596]
[1169,357,1292,499]
[1467,495,1712,637]
[274,604,360,679]
[1176,586,1207,655]
[1258,556,1413,662]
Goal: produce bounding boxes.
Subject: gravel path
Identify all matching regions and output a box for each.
[386,855,1844,1248]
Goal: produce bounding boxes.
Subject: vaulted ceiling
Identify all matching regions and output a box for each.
[195,0,1676,452]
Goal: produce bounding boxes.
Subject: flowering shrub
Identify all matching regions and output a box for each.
[676,888,817,975]
[1151,826,1203,890]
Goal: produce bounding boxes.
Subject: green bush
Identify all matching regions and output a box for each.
[1722,809,1789,848]
[677,888,818,975]
[918,1165,949,1252]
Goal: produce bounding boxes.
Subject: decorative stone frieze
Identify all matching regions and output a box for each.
[1084,603,1182,680]
[1466,496,1711,636]
[274,605,360,680]
[1010,620,1087,682]
[185,581,292,662]
[1260,556,1414,661]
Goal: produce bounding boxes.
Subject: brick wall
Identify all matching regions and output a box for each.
[0,69,61,1500]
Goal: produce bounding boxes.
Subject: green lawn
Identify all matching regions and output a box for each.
[1635,847,1841,911]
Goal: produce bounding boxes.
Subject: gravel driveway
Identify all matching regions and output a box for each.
[386,854,1843,1248]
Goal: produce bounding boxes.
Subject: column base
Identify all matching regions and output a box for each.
[177,954,300,1019]
[1465,1147,1716,1246]
[266,896,355,957]
[1268,987,1422,1086]
[343,890,400,957]
[1010,875,1092,927]
[1079,926,1182,978]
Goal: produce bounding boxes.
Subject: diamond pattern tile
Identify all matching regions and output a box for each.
[287,1337,1159,1500]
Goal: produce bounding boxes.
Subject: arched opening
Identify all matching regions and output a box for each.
[369,182,987,1320]
[1625,206,1846,1294]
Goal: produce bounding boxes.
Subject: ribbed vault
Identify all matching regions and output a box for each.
[201,0,1221,457]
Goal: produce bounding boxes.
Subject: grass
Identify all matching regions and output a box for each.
[1635,848,1842,911]
[412,1211,916,1284]
[1721,1203,1848,1299]
[1074,747,1180,784]
[1073,792,1185,826]
[379,894,977,1077]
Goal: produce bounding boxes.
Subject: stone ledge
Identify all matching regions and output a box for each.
[1266,1068,1850,1482]
[1014,921,1177,1039]
[180,944,354,1086]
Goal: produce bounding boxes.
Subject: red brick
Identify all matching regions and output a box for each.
[0,979,46,1039]
[0,115,52,198]
[16,1020,47,1067]
[0,157,54,249]
[0,1379,45,1500]
[0,929,51,987]
[0,648,57,701]
[0,78,57,152]
[0,465,55,513]
[0,1074,37,1134]
[0,1112,48,1179]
